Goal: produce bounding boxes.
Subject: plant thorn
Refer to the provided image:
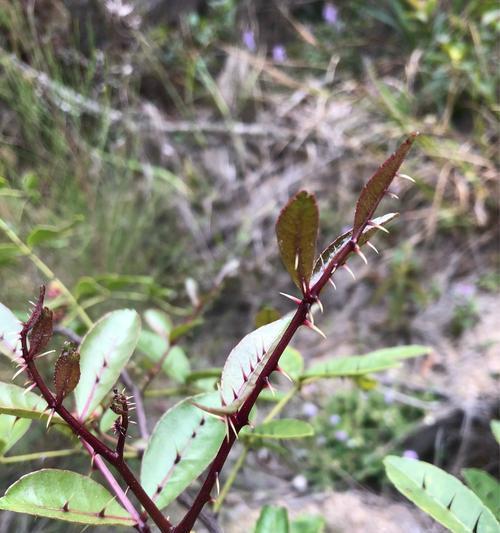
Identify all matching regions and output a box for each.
[342,264,356,280]
[328,278,337,290]
[397,172,416,183]
[264,376,276,396]
[367,220,390,234]
[315,297,324,314]
[303,319,327,339]
[276,365,293,383]
[366,241,379,254]
[11,365,27,380]
[294,252,299,270]
[215,472,220,496]
[354,245,368,265]
[23,382,37,394]
[228,416,238,439]
[387,191,399,200]
[279,292,302,305]
[46,408,55,429]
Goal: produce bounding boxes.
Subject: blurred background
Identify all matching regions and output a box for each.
[0,0,498,531]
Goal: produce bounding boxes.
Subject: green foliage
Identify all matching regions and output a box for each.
[384,456,500,533]
[0,469,135,526]
[254,505,325,533]
[0,382,62,424]
[0,415,30,456]
[304,389,426,487]
[141,393,225,510]
[243,419,314,440]
[0,301,22,359]
[74,310,141,419]
[462,469,500,521]
[302,345,429,380]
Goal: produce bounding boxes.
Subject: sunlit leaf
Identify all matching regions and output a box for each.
[0,381,62,424]
[0,302,22,359]
[311,213,398,285]
[141,393,225,511]
[220,316,292,409]
[0,469,135,526]
[276,190,319,292]
[278,346,304,381]
[353,133,417,236]
[144,309,172,338]
[291,515,326,533]
[162,346,191,383]
[302,345,429,379]
[255,306,281,328]
[243,419,314,440]
[0,414,31,455]
[74,310,140,420]
[254,505,289,533]
[462,469,500,521]
[384,456,500,533]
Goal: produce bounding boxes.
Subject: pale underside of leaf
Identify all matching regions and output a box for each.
[0,414,31,455]
[353,133,417,237]
[0,469,135,525]
[74,309,140,420]
[310,212,398,286]
[276,191,319,291]
[0,302,22,359]
[220,315,292,409]
[141,393,225,511]
[384,456,500,533]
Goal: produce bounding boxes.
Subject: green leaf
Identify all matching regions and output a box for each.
[353,134,417,236]
[244,419,314,440]
[276,190,319,292]
[0,302,22,359]
[462,469,500,521]
[220,316,292,409]
[291,515,326,533]
[302,345,429,379]
[255,306,281,328]
[0,414,31,455]
[0,243,22,266]
[384,456,500,533]
[74,310,141,420]
[0,469,135,526]
[254,505,290,533]
[144,309,172,338]
[138,329,169,362]
[162,346,191,383]
[141,393,225,510]
[0,382,63,424]
[99,407,117,434]
[311,213,398,285]
[279,346,304,381]
[27,217,82,248]
[169,318,203,343]
[491,420,500,445]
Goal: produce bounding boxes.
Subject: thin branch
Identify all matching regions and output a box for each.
[121,369,149,439]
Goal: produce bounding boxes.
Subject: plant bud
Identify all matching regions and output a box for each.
[54,342,80,401]
[29,306,53,356]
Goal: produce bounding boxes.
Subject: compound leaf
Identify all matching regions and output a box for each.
[141,393,225,511]
[302,345,429,379]
[74,310,140,420]
[384,456,500,533]
[276,190,319,292]
[0,469,135,526]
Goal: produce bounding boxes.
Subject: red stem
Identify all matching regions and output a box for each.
[20,310,173,533]
[174,237,359,532]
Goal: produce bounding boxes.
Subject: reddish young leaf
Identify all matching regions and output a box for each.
[54,342,80,403]
[28,306,53,357]
[352,133,418,239]
[276,190,319,293]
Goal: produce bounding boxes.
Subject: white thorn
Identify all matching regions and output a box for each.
[342,264,356,280]
[215,472,220,496]
[316,298,324,314]
[397,173,416,183]
[328,278,337,290]
[387,192,399,200]
[366,241,379,254]
[12,365,27,380]
[367,221,390,234]
[24,382,37,395]
[279,292,302,305]
[228,416,238,439]
[354,245,368,265]
[46,408,55,429]
[294,252,299,270]
[304,320,327,339]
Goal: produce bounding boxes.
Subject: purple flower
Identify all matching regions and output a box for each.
[242,29,256,52]
[329,414,341,426]
[272,44,287,63]
[334,430,349,442]
[322,3,339,26]
[403,449,419,460]
[302,402,319,418]
[384,390,395,404]
[454,282,475,299]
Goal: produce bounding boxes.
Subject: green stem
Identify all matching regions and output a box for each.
[263,384,299,424]
[0,448,81,463]
[0,218,93,328]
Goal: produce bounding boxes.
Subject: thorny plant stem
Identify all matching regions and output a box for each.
[174,220,374,533]
[0,218,93,329]
[20,291,173,533]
